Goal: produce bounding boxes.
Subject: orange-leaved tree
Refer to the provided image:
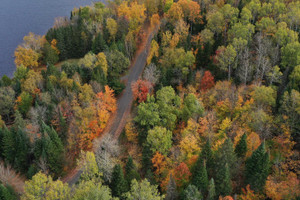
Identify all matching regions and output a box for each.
[174,162,191,189]
[200,70,215,91]
[152,152,167,183]
[131,79,153,103]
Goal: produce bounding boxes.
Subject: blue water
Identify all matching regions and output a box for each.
[0,0,99,78]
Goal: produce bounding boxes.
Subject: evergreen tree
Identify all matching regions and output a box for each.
[13,110,25,130]
[245,142,270,192]
[2,127,15,165]
[165,174,178,200]
[43,42,59,65]
[235,133,247,158]
[125,156,140,188]
[207,178,216,200]
[214,139,237,177]
[110,164,127,198]
[199,140,213,177]
[0,184,17,200]
[34,123,64,176]
[183,185,203,200]
[215,163,232,197]
[0,128,4,159]
[58,110,68,144]
[45,123,64,176]
[142,145,153,173]
[192,159,208,194]
[92,33,107,54]
[13,128,30,173]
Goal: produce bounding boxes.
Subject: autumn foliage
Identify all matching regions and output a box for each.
[77,86,117,151]
[174,162,191,188]
[200,70,215,91]
[131,79,153,103]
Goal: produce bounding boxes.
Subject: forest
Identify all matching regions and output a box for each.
[0,0,299,199]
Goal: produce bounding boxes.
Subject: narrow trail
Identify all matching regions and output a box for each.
[0,24,161,192]
[63,23,161,185]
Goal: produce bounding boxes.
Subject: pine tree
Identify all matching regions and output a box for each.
[0,128,4,159]
[0,184,17,200]
[192,159,208,194]
[214,139,237,177]
[235,133,247,158]
[183,185,203,200]
[45,124,64,176]
[245,142,270,192]
[92,33,107,54]
[13,128,30,173]
[199,140,213,177]
[165,174,178,200]
[125,156,140,189]
[2,127,15,165]
[110,164,127,198]
[215,163,232,196]
[207,178,216,200]
[34,123,64,177]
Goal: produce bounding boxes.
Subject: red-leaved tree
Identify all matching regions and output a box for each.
[200,70,215,91]
[174,162,191,188]
[131,79,153,103]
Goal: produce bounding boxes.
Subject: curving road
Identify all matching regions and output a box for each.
[64,24,160,185]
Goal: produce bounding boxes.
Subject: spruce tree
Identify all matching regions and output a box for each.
[110,164,127,198]
[46,124,64,176]
[199,140,213,176]
[92,33,107,54]
[207,178,216,200]
[13,128,30,173]
[214,138,237,177]
[2,127,15,165]
[192,159,208,194]
[215,163,232,196]
[125,156,140,189]
[235,133,247,158]
[183,184,202,200]
[34,123,64,176]
[165,174,178,200]
[0,128,4,159]
[245,142,270,192]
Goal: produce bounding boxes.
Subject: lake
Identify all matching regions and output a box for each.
[0,0,100,78]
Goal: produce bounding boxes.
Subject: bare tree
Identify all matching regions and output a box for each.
[237,47,253,84]
[254,34,273,85]
[53,17,70,28]
[143,63,160,85]
[94,135,120,183]
[0,162,25,194]
[29,105,47,126]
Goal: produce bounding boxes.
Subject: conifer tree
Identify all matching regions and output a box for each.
[215,163,232,196]
[2,127,15,165]
[92,33,106,54]
[199,140,213,176]
[45,124,64,176]
[34,123,64,176]
[0,127,4,159]
[125,156,140,188]
[214,139,237,177]
[207,178,216,200]
[13,128,30,173]
[235,133,247,158]
[110,164,127,198]
[192,159,208,193]
[165,174,178,200]
[183,185,203,200]
[245,142,270,192]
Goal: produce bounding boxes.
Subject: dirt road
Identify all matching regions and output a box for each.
[64,24,160,185]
